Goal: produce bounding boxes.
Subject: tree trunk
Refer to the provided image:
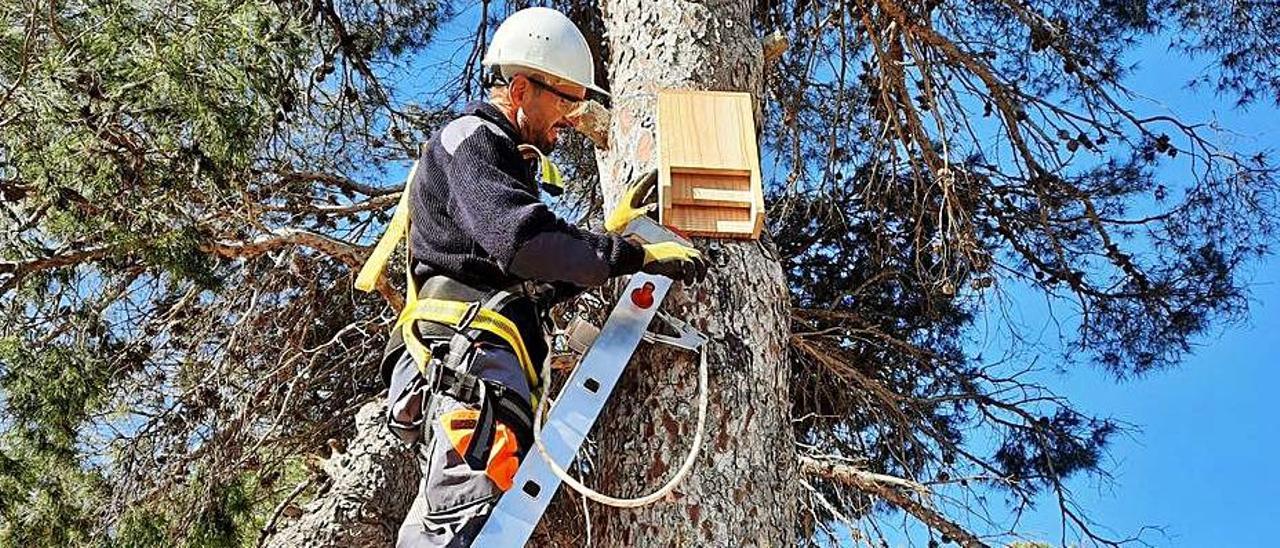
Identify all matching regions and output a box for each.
[264,401,419,547]
[589,0,798,545]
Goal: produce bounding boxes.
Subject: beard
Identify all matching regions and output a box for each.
[516,107,558,153]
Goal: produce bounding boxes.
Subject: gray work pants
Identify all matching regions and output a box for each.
[393,345,531,548]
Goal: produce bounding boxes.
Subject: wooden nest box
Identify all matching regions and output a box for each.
[656,89,765,240]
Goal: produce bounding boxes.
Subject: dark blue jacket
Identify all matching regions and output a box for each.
[408,101,645,293]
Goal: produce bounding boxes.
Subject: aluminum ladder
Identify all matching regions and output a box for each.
[472,217,705,546]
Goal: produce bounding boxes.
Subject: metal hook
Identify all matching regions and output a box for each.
[642,311,707,351]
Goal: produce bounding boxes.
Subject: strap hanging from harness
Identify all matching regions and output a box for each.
[354,158,418,296]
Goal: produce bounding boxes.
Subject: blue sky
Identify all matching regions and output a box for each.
[402,7,1278,545]
[953,40,1280,547]
[1002,272,1280,546]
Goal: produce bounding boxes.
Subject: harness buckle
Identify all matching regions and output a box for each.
[451,370,480,403]
[455,301,482,331]
[425,340,450,390]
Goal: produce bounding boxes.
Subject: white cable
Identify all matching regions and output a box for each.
[532,347,709,508]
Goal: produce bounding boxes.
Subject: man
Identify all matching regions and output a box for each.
[371,7,708,547]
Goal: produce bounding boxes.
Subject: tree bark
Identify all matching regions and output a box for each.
[264,401,419,548]
[588,0,798,545]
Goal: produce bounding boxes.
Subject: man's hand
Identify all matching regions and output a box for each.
[641,242,708,285]
[604,169,658,234]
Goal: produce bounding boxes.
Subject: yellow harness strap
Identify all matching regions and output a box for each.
[355,160,418,294]
[395,298,540,395]
[518,144,563,193]
[353,156,540,400]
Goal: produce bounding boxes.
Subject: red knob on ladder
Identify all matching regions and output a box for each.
[630,281,656,309]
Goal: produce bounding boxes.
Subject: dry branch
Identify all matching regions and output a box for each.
[204,228,402,309]
[800,455,988,547]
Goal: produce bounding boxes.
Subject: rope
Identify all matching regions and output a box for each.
[532,344,709,508]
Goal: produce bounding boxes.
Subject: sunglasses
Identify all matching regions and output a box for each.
[526,76,584,108]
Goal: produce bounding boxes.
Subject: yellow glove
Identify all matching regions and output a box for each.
[641,242,709,285]
[604,169,658,234]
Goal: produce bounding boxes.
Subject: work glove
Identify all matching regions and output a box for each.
[604,169,659,234]
[641,242,709,285]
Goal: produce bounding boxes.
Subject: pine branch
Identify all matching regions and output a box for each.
[205,228,403,310]
[799,455,988,548]
[275,170,400,197]
[260,192,400,215]
[205,228,363,264]
[0,244,116,294]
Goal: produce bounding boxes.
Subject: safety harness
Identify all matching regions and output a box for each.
[355,154,543,470]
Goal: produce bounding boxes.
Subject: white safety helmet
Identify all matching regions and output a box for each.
[481,7,608,99]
